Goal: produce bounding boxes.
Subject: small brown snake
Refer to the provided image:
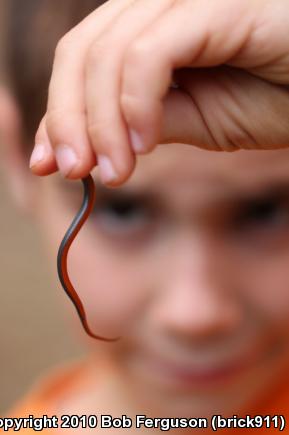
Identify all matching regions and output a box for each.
[57,174,119,342]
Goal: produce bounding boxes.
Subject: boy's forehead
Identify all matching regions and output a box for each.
[129,144,289,194]
[56,145,289,205]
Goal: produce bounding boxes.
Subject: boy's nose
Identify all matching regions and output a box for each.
[153,233,243,342]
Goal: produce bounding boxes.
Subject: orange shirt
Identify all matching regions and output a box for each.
[5,360,289,434]
[6,361,88,434]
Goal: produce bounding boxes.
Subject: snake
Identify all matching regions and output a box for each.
[57,174,119,342]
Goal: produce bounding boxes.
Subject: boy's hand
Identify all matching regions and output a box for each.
[30,0,289,186]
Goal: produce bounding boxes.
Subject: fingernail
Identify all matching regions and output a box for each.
[98,155,117,184]
[55,145,78,177]
[129,129,145,153]
[29,144,45,168]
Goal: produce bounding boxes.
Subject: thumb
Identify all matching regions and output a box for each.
[161,67,289,151]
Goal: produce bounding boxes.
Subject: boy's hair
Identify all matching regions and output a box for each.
[5,0,106,150]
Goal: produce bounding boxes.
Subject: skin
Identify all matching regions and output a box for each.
[30,0,289,186]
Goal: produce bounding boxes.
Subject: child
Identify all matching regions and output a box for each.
[2,0,289,433]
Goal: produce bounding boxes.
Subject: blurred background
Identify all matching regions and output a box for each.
[0,167,84,416]
[0,2,84,415]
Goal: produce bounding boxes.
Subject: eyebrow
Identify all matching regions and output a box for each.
[227,182,289,203]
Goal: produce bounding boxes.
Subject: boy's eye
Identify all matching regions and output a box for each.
[231,194,289,236]
[92,197,154,238]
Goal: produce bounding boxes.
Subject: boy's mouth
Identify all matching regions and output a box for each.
[131,346,262,391]
[144,354,251,387]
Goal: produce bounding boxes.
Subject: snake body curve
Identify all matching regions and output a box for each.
[57,174,119,342]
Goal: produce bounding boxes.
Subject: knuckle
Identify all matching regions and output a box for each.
[54,32,76,60]
[125,40,149,69]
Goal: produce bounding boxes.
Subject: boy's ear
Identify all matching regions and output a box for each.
[0,85,36,213]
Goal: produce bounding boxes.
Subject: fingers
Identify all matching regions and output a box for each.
[120,0,289,154]
[32,0,289,188]
[85,0,175,185]
[120,0,255,154]
[31,0,134,180]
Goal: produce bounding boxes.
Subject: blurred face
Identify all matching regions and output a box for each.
[35,144,289,418]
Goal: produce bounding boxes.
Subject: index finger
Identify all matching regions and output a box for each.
[34,0,134,179]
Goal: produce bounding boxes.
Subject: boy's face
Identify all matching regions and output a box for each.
[34,144,289,417]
